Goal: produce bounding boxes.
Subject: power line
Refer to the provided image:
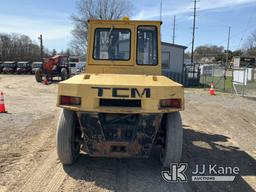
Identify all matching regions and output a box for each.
[237,12,255,50]
[214,29,246,48]
[185,42,192,50]
[160,0,163,21]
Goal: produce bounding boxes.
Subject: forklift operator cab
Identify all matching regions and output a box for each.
[86,19,162,75]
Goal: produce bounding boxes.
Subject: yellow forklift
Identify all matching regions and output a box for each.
[56,18,184,167]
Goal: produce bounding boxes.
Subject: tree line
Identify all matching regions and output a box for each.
[0,33,76,62]
[185,45,242,63]
[0,33,43,62]
[185,31,256,64]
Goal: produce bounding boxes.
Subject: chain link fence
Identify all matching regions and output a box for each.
[200,64,232,92]
[232,68,256,97]
[164,63,255,97]
[199,64,256,97]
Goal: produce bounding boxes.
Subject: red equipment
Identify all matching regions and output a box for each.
[35,55,70,83]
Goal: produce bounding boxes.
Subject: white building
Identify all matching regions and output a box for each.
[161,42,187,73]
[161,42,187,83]
[233,57,255,68]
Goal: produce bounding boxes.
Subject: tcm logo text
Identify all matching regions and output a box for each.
[91,87,151,98]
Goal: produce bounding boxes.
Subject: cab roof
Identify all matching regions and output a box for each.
[18,61,30,64]
[3,61,16,64]
[88,19,162,25]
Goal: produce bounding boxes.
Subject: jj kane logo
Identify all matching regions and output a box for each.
[162,163,240,182]
[162,163,188,182]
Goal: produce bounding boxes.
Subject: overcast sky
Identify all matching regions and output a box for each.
[1,0,256,52]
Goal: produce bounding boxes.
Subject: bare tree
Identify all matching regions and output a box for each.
[70,0,133,55]
[0,33,43,61]
[244,30,256,57]
[52,49,57,56]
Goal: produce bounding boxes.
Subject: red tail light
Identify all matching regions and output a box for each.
[160,99,181,108]
[60,96,81,106]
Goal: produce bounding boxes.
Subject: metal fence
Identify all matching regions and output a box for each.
[162,65,201,87]
[162,70,186,85]
[164,63,256,97]
[200,64,232,92]
[184,65,201,87]
[232,68,256,97]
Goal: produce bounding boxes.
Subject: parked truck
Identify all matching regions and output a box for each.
[16,61,32,74]
[68,56,80,75]
[2,61,17,74]
[0,63,3,73]
[31,62,43,74]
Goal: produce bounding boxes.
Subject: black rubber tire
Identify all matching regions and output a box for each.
[160,112,183,167]
[60,68,68,81]
[56,109,80,165]
[35,69,42,82]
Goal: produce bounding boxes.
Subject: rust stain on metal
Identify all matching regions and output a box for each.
[77,112,163,157]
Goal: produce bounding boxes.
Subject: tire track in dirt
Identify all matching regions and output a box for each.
[18,150,67,192]
[18,150,58,192]
[59,156,118,192]
[42,162,67,192]
[1,113,58,192]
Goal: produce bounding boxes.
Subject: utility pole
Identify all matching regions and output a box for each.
[191,0,198,77]
[38,34,43,61]
[172,16,176,44]
[224,26,231,91]
[225,26,231,67]
[160,0,163,21]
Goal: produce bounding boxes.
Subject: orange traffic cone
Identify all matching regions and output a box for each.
[44,78,48,85]
[209,83,215,95]
[0,92,7,113]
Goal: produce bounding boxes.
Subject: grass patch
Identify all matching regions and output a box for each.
[200,76,232,92]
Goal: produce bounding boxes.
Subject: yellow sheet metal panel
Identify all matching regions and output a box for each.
[57,73,184,113]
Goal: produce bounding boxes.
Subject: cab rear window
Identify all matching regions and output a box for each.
[137,26,158,65]
[93,28,131,61]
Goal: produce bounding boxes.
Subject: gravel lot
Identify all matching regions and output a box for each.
[0,75,255,192]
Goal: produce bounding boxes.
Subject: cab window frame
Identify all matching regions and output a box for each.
[92,27,132,61]
[136,25,159,66]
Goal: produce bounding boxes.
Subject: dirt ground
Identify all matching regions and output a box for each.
[0,75,255,192]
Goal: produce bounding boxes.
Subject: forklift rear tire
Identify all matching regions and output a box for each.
[60,68,68,81]
[56,109,80,165]
[35,69,42,82]
[160,112,183,167]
